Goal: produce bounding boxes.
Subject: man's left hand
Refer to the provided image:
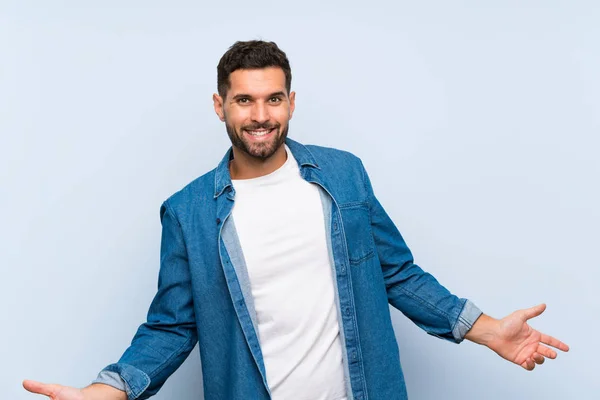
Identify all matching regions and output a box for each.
[465,304,570,370]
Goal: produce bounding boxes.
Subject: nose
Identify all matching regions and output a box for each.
[251,102,269,124]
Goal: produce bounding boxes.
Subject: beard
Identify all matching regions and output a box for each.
[225,119,289,160]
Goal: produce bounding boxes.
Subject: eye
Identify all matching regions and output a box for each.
[269,97,282,103]
[237,98,250,104]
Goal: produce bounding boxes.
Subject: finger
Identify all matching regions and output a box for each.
[540,333,570,352]
[522,303,546,320]
[532,352,545,365]
[537,344,558,359]
[521,358,535,371]
[23,380,56,396]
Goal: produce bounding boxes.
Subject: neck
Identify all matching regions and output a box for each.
[229,145,287,180]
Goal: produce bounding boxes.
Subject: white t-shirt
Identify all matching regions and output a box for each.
[231,146,347,400]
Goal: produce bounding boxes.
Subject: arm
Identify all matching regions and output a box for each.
[360,159,481,343]
[358,160,569,367]
[23,200,198,400]
[99,200,199,398]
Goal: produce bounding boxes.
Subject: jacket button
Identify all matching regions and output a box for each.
[216,218,221,224]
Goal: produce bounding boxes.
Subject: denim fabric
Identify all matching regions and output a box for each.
[95,138,482,400]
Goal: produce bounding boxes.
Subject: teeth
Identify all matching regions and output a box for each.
[247,129,271,137]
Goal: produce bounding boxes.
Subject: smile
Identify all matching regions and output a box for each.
[245,128,275,137]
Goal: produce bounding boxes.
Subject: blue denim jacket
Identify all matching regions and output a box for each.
[94,138,482,400]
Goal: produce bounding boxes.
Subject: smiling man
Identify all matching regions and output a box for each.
[24,40,569,400]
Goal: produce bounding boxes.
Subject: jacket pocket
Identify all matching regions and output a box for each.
[339,202,375,264]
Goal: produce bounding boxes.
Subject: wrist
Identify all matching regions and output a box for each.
[464,313,500,347]
[81,383,127,400]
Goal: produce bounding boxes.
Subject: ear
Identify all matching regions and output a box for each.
[288,91,296,120]
[213,93,225,121]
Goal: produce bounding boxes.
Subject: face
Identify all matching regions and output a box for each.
[213,67,295,160]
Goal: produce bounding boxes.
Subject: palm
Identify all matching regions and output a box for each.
[22,380,84,400]
[489,304,569,371]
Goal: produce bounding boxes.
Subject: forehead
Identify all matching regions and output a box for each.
[228,67,287,97]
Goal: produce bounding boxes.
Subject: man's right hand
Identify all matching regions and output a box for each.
[23,380,127,400]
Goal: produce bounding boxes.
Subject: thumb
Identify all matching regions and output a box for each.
[522,303,546,321]
[23,379,59,396]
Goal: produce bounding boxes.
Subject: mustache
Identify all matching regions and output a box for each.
[242,122,280,131]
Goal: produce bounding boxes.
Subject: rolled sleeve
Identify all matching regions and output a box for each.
[92,369,127,392]
[452,300,483,343]
[92,363,151,400]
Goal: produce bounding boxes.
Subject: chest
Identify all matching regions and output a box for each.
[231,179,328,281]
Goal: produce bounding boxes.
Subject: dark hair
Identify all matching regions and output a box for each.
[217,40,292,99]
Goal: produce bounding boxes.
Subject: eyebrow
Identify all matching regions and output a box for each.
[231,91,286,101]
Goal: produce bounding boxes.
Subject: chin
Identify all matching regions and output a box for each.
[247,144,279,159]
[245,138,286,159]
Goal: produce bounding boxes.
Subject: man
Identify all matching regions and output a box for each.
[23,40,569,400]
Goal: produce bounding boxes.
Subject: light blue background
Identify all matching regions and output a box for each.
[2,1,598,399]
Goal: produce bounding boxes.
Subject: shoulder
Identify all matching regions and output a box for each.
[160,168,217,221]
[302,143,371,201]
[303,144,366,181]
[304,143,364,170]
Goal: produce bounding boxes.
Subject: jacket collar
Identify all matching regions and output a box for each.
[213,137,320,198]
